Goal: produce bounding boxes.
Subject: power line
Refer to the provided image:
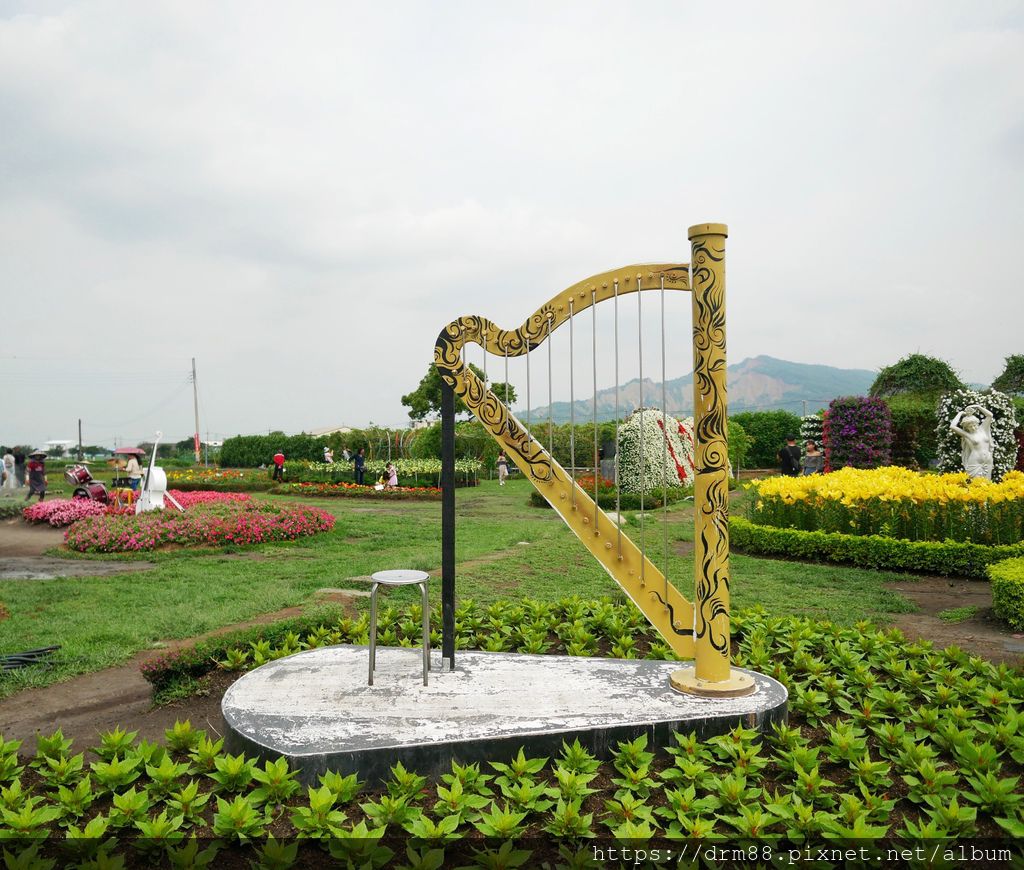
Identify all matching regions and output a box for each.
[82,377,192,429]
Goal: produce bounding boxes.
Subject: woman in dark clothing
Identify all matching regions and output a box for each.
[25,450,47,502]
[353,448,366,485]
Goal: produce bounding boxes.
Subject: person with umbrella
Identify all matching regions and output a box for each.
[125,452,144,491]
[24,449,47,502]
[113,446,147,491]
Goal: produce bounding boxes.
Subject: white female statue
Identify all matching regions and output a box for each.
[950,404,995,480]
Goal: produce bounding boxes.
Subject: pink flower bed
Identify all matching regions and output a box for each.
[64,502,334,553]
[169,490,250,509]
[23,491,251,527]
[23,499,111,527]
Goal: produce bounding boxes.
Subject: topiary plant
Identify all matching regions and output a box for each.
[616,408,694,495]
[870,354,965,400]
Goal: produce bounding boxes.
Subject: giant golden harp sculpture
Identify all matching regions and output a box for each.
[435,224,753,697]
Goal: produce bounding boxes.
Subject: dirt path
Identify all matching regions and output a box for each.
[0,537,544,750]
[0,518,65,556]
[0,518,156,579]
[0,589,363,750]
[886,576,1024,664]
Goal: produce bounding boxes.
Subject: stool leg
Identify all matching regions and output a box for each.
[421,581,429,686]
[369,583,378,686]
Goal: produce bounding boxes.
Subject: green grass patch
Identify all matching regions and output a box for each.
[0,479,924,698]
[938,606,981,623]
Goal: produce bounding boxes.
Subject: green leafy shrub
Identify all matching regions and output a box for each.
[989,557,1024,630]
[730,517,1024,578]
[4,600,1024,853]
[731,409,803,468]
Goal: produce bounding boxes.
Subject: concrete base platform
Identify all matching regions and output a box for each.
[222,646,787,784]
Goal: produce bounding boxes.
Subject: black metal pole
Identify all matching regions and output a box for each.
[441,381,456,669]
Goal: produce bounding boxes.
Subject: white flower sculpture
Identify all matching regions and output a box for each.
[616,408,695,495]
[800,413,824,454]
[935,388,1018,482]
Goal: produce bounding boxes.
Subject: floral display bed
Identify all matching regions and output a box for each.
[62,501,334,553]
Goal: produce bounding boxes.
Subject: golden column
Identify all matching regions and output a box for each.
[671,223,755,697]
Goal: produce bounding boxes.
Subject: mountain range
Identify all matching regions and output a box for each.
[518,355,877,424]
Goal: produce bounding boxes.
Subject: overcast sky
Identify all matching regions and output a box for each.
[2,1,1022,448]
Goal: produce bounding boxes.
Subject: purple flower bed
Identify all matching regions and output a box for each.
[823,396,893,471]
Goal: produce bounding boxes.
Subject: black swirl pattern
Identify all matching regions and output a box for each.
[689,234,731,657]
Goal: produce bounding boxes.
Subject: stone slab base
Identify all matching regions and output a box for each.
[222,646,787,784]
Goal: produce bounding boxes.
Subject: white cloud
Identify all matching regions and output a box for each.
[1,1,1022,444]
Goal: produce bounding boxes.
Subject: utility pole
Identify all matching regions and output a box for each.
[191,357,201,465]
[77,419,83,460]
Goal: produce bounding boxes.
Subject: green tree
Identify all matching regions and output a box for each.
[992,355,1024,395]
[727,418,751,472]
[869,354,964,400]
[402,364,517,420]
[731,410,802,468]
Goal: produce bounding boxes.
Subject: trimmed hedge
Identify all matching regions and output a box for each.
[168,480,276,493]
[990,557,1024,630]
[730,516,1024,579]
[529,487,692,511]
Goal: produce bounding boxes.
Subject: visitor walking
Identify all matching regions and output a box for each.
[385,462,398,489]
[125,454,144,491]
[323,446,334,463]
[801,441,824,475]
[24,450,47,502]
[13,449,25,488]
[353,448,365,485]
[272,450,285,482]
[778,435,801,477]
[1,449,13,491]
[497,451,509,486]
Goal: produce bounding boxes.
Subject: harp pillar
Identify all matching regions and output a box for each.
[671,224,755,698]
[441,380,456,670]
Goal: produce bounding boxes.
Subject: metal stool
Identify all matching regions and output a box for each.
[368,569,431,686]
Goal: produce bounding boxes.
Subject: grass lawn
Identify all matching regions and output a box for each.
[0,479,917,698]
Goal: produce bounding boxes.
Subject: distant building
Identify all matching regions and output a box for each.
[308,425,353,436]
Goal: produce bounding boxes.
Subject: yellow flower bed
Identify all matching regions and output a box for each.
[748,467,1024,545]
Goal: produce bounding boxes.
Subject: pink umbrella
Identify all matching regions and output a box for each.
[114,446,146,456]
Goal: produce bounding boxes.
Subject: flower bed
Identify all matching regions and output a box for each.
[169,491,251,508]
[748,467,1024,545]
[823,396,893,471]
[23,491,252,528]
[39,595,1009,855]
[165,468,274,492]
[64,502,334,553]
[23,498,110,527]
[272,482,442,500]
